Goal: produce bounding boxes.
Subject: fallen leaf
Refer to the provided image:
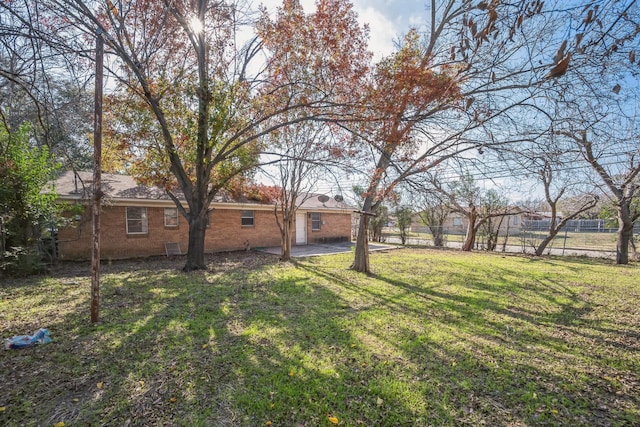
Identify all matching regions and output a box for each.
[169,397,177,403]
[202,344,208,349]
[54,423,65,427]
[0,407,5,412]
[376,397,384,406]
[328,416,339,424]
[289,370,295,377]
[265,421,272,426]
[97,382,103,389]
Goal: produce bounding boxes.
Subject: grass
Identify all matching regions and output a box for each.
[1,249,639,426]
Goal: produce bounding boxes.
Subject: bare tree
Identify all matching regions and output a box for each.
[533,158,599,256]
[395,205,413,245]
[432,173,515,251]
[402,176,451,247]
[262,122,342,261]
[557,129,640,263]
[417,193,451,247]
[0,1,93,169]
[532,0,640,264]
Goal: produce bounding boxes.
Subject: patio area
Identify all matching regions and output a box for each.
[256,241,398,257]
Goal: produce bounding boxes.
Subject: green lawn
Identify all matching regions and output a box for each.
[1,250,639,426]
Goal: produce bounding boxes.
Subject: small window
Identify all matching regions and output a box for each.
[126,207,148,234]
[311,212,321,231]
[241,210,254,226]
[164,208,179,227]
[511,215,519,226]
[453,217,462,226]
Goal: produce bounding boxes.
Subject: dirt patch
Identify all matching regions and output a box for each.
[46,250,281,278]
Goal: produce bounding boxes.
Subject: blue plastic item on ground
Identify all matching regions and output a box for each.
[4,328,52,350]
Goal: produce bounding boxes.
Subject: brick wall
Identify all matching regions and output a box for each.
[207,208,282,251]
[57,204,352,260]
[305,212,351,244]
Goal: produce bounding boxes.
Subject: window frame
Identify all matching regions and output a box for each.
[241,210,255,227]
[164,207,179,227]
[311,212,321,231]
[126,207,148,235]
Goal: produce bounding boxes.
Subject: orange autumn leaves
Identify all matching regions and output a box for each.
[366,29,461,150]
[256,0,371,110]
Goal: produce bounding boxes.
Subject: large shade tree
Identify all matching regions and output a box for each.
[349,29,461,272]
[347,0,563,272]
[20,0,371,271]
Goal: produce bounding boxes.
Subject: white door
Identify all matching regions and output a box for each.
[295,212,307,245]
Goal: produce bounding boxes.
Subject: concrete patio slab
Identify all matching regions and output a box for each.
[256,242,398,257]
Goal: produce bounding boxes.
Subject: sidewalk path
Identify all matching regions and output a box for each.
[257,242,398,258]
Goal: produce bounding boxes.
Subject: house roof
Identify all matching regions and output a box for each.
[52,171,351,211]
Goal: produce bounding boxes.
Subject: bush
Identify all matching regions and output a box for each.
[0,247,46,278]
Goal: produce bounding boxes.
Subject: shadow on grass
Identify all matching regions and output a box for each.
[296,253,639,426]
[0,250,638,426]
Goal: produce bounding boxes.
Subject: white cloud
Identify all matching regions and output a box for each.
[353,5,397,59]
[257,0,411,60]
[256,0,436,61]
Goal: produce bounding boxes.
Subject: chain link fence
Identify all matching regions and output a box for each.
[380,219,639,258]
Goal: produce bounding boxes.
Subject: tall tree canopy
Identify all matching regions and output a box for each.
[11,0,372,271]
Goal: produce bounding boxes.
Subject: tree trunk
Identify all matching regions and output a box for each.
[616,202,633,265]
[535,230,558,256]
[429,224,444,247]
[461,213,477,251]
[501,218,511,252]
[184,213,207,271]
[280,216,293,261]
[352,213,370,272]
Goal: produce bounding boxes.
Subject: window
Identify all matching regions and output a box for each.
[241,210,254,226]
[311,212,321,231]
[511,215,519,226]
[126,207,148,234]
[164,208,179,227]
[453,217,462,226]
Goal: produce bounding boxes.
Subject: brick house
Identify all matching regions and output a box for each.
[53,171,352,260]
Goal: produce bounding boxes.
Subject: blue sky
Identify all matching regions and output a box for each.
[260,0,429,59]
